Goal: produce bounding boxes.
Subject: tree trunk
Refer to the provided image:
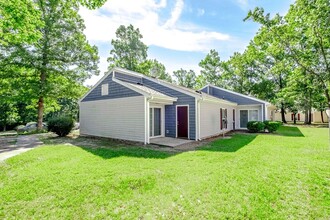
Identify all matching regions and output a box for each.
[37,71,46,130]
[308,107,312,124]
[325,88,330,109]
[321,110,324,123]
[304,108,309,124]
[37,96,44,130]
[281,104,287,124]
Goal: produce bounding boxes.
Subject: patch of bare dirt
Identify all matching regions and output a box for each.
[41,130,250,153]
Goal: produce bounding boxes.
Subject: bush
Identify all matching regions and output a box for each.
[47,116,74,137]
[247,121,265,133]
[264,121,281,133]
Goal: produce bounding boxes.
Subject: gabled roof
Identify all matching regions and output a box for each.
[112,78,177,102]
[201,84,271,105]
[113,67,203,98]
[112,68,237,105]
[80,67,237,106]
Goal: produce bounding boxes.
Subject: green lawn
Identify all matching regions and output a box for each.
[0,126,329,219]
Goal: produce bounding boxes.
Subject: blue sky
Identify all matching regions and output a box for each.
[80,0,294,86]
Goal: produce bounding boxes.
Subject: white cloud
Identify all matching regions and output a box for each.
[197,8,205,17]
[236,0,249,10]
[80,0,232,86]
[79,0,230,52]
[163,0,184,28]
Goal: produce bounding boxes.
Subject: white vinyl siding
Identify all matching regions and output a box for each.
[79,96,145,142]
[101,83,108,96]
[200,101,234,139]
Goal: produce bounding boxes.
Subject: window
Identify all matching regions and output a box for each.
[101,84,108,96]
[149,107,162,137]
[240,109,259,128]
[249,110,258,121]
[220,108,228,130]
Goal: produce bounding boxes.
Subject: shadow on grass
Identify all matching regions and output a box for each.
[199,134,257,152]
[81,146,174,159]
[43,135,175,159]
[276,126,304,137]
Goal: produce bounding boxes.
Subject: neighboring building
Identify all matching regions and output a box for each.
[313,111,328,123]
[79,68,275,144]
[275,111,328,123]
[274,111,306,122]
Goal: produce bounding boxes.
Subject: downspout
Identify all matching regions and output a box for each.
[145,96,153,144]
[198,99,201,140]
[197,95,205,141]
[195,98,202,141]
[195,98,198,141]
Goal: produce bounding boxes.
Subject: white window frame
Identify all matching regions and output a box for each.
[101,83,109,96]
[239,109,259,128]
[248,109,259,121]
[220,108,228,130]
[149,105,165,138]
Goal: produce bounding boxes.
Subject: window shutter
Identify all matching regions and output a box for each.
[101,84,109,96]
[233,109,235,130]
[298,113,300,121]
[220,108,223,130]
[225,109,227,129]
[291,114,294,121]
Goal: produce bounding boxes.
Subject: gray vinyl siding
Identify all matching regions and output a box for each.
[208,87,263,105]
[115,72,143,84]
[81,73,142,102]
[143,78,196,140]
[200,87,208,93]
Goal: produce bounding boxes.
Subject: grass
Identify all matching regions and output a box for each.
[276,125,305,136]
[0,126,329,219]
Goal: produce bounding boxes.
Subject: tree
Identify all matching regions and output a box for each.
[245,0,330,108]
[136,59,172,82]
[173,69,196,88]
[107,24,148,72]
[0,0,99,129]
[221,52,256,94]
[199,49,224,86]
[0,103,18,131]
[0,0,105,46]
[248,26,293,123]
[0,0,42,46]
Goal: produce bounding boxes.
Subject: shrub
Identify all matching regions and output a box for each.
[47,116,74,137]
[247,121,265,133]
[275,120,283,125]
[264,121,281,133]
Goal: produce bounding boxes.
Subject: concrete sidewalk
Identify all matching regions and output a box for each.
[0,135,44,161]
